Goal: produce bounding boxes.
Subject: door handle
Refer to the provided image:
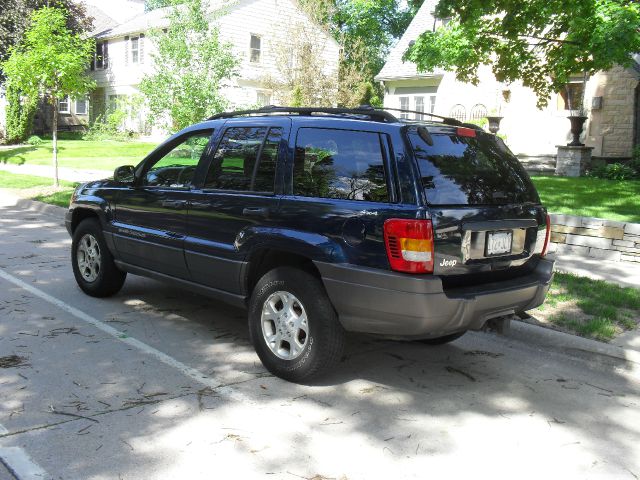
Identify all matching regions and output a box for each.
[161,199,187,209]
[242,207,269,218]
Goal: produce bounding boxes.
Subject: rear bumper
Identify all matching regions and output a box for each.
[315,258,554,339]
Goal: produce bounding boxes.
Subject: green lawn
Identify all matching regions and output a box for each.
[532,272,640,341]
[531,175,640,223]
[0,139,157,171]
[0,170,75,189]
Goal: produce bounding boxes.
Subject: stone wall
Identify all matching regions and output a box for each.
[547,213,640,263]
[518,155,556,174]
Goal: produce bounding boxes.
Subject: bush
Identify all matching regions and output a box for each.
[26,135,43,146]
[588,162,638,180]
[5,84,37,144]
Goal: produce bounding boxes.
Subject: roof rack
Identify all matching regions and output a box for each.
[371,106,464,126]
[207,105,399,122]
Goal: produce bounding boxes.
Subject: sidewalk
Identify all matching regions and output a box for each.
[0,162,111,183]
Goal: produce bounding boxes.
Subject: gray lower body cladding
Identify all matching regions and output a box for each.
[315,258,554,339]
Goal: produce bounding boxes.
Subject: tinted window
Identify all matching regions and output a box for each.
[408,127,539,205]
[143,130,213,188]
[293,128,388,202]
[205,126,279,192]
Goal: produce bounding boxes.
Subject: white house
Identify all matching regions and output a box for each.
[376,0,640,161]
[82,0,340,136]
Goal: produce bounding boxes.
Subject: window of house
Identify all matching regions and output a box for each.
[143,130,214,188]
[75,98,88,115]
[415,96,425,120]
[449,104,466,122]
[428,95,436,114]
[250,34,261,63]
[131,37,139,64]
[399,97,409,119]
[92,41,108,70]
[558,82,585,111]
[204,126,281,192]
[58,96,70,114]
[293,128,389,202]
[257,91,271,107]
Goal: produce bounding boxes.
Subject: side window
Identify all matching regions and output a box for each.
[293,128,389,202]
[204,126,280,192]
[143,130,213,188]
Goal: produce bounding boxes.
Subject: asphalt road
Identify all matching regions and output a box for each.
[0,197,639,480]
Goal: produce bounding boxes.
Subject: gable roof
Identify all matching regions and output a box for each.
[375,0,445,82]
[87,6,120,36]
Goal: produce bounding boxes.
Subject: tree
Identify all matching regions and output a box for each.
[1,7,95,186]
[0,0,93,80]
[139,0,238,132]
[404,0,640,107]
[144,0,184,11]
[5,83,38,143]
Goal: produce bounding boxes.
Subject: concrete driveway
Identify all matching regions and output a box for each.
[0,195,639,480]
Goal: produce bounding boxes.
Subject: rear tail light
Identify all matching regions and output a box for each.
[384,219,434,273]
[541,214,551,257]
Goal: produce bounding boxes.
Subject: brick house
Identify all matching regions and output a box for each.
[375,0,640,162]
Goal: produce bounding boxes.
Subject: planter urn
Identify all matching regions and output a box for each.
[486,116,503,134]
[567,115,588,146]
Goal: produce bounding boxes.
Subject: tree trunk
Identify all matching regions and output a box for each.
[52,101,59,188]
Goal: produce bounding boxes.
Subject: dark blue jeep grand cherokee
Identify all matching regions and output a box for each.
[66,106,553,383]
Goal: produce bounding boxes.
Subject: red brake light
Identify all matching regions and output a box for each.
[456,127,477,138]
[384,219,434,274]
[541,214,551,257]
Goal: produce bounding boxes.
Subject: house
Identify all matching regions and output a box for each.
[82,0,339,137]
[375,0,640,162]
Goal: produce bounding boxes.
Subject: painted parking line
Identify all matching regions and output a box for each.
[0,268,249,401]
[0,443,47,480]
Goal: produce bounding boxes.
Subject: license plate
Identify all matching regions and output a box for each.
[486,231,512,256]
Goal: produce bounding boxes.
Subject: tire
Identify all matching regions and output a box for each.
[417,331,466,345]
[248,266,345,383]
[71,218,126,297]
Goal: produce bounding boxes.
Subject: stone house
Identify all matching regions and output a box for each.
[34,0,339,137]
[375,0,640,162]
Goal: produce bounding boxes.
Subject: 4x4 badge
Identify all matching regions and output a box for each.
[439,259,457,267]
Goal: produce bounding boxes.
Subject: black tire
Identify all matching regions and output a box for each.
[71,218,126,297]
[417,331,466,345]
[248,266,345,383]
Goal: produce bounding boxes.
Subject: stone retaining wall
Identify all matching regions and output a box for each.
[547,213,640,263]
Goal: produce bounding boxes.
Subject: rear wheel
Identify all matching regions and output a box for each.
[248,267,345,383]
[417,331,466,345]
[72,218,126,297]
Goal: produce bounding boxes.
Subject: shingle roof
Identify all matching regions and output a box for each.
[374,0,445,81]
[95,0,239,39]
[87,6,120,37]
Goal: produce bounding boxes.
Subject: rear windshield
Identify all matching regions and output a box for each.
[408,127,539,206]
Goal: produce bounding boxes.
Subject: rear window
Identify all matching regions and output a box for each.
[408,127,539,205]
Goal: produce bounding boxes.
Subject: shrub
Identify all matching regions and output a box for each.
[589,163,638,180]
[5,84,37,144]
[26,135,43,146]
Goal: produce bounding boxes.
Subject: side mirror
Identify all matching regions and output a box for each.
[114,165,136,184]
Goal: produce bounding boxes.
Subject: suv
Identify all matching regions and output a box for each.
[66,106,553,383]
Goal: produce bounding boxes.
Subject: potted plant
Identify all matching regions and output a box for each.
[565,74,588,146]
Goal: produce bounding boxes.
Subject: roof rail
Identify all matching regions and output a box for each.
[372,106,464,126]
[207,105,399,122]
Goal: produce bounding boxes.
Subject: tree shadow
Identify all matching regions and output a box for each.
[0,146,36,165]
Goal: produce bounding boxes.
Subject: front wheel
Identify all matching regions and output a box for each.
[248,267,345,383]
[71,218,126,297]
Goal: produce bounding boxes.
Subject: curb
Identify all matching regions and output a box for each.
[506,319,640,367]
[14,197,67,217]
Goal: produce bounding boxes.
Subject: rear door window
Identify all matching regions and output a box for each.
[408,127,539,205]
[204,126,282,192]
[293,127,389,202]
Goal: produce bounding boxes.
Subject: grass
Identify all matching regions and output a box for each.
[0,139,157,171]
[0,170,76,208]
[0,170,75,189]
[531,175,640,223]
[532,272,640,341]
